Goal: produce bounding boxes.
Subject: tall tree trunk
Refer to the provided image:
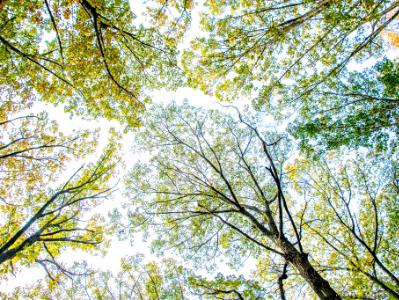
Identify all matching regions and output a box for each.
[276,237,341,299]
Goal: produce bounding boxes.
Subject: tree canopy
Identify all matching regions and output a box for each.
[183,0,398,101]
[0,0,190,127]
[1,0,398,299]
[0,111,119,279]
[290,58,399,153]
[121,102,399,298]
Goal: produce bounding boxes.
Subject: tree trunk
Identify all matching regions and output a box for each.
[0,249,17,265]
[276,237,341,299]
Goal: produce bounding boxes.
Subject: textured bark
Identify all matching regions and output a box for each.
[276,237,341,299]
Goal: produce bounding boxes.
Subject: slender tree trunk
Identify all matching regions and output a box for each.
[276,237,341,299]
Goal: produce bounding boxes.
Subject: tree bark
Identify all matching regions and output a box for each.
[276,237,341,299]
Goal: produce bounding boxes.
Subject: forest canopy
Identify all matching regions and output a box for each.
[0,0,398,299]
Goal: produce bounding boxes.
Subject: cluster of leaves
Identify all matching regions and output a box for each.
[126,104,286,263]
[0,0,187,286]
[1,254,269,300]
[181,0,399,154]
[0,113,97,200]
[189,273,266,299]
[183,0,399,102]
[0,255,186,299]
[0,112,120,279]
[290,58,399,153]
[287,151,399,298]
[0,0,190,127]
[118,101,398,299]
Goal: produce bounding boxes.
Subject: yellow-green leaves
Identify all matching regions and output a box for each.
[183,0,397,105]
[0,113,98,204]
[0,110,121,280]
[292,152,399,298]
[0,0,186,128]
[2,256,188,299]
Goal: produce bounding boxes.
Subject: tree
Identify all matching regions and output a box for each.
[0,113,98,202]
[182,0,399,103]
[0,110,119,279]
[125,102,342,299]
[0,150,118,279]
[287,151,399,298]
[289,58,399,153]
[0,0,191,127]
[1,254,274,300]
[1,255,188,300]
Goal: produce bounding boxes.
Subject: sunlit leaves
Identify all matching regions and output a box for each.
[0,0,186,128]
[289,152,399,298]
[0,112,120,279]
[183,0,397,105]
[0,113,98,203]
[290,58,399,153]
[1,256,188,299]
[124,103,288,269]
